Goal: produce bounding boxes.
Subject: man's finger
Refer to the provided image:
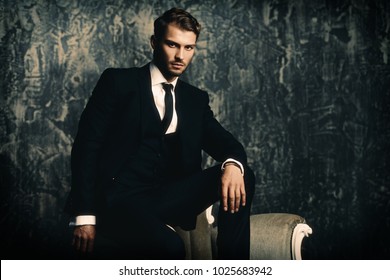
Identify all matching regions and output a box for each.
[80,236,88,253]
[87,237,95,253]
[229,186,235,213]
[241,186,246,207]
[235,188,241,212]
[73,235,81,251]
[221,181,228,211]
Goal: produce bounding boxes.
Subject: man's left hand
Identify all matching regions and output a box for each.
[221,164,246,213]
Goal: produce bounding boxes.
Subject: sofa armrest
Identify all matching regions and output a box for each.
[250,213,312,260]
[291,223,313,260]
[175,211,213,260]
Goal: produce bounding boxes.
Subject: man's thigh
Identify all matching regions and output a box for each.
[152,165,222,226]
[98,195,186,259]
[96,165,222,257]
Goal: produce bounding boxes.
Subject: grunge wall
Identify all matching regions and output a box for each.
[1,0,389,259]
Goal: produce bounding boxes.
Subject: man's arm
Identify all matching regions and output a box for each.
[200,93,248,213]
[70,69,117,215]
[70,69,121,253]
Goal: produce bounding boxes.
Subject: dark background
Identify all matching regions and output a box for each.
[1,0,389,259]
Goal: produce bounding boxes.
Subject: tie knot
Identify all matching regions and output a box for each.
[162,83,173,93]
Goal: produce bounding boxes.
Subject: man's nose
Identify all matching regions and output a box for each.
[175,48,184,60]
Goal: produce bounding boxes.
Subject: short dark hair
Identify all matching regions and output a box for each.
[154,8,201,40]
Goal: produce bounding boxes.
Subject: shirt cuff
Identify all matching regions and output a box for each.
[221,158,244,176]
[69,215,96,227]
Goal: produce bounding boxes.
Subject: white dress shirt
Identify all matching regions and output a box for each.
[149,62,178,134]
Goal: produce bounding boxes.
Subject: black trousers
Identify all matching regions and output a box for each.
[93,164,255,260]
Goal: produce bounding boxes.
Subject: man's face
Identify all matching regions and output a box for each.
[151,24,197,82]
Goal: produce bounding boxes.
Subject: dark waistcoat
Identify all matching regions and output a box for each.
[115,90,182,192]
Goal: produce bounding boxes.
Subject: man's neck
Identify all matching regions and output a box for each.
[151,61,178,83]
[150,62,179,85]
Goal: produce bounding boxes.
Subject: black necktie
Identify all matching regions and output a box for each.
[161,83,173,133]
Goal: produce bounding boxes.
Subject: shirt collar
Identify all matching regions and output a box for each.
[150,62,178,89]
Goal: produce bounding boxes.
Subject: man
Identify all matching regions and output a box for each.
[66,7,255,259]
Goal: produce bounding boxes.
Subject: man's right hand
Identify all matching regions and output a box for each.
[72,225,96,254]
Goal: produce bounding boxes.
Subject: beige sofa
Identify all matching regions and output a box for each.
[175,210,313,260]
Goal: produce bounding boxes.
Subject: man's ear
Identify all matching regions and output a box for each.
[150,35,156,50]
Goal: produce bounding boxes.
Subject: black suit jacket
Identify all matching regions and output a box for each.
[66,64,247,216]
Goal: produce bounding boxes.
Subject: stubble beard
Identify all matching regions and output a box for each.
[153,51,190,81]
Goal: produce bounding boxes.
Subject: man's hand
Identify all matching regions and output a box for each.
[221,164,246,213]
[72,225,96,254]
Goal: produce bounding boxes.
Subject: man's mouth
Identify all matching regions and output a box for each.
[171,62,185,69]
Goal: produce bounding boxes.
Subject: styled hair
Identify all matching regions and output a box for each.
[154,8,201,40]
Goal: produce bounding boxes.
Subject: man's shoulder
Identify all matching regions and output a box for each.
[98,65,149,89]
[102,65,147,78]
[177,79,207,96]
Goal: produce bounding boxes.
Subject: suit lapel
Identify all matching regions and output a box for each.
[137,64,162,137]
[175,80,186,136]
[175,80,199,155]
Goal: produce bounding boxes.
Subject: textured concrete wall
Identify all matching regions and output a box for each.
[1,0,389,259]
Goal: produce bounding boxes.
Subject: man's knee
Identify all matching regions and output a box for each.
[244,165,256,197]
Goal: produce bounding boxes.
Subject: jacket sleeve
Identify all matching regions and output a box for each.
[200,92,248,166]
[69,68,120,215]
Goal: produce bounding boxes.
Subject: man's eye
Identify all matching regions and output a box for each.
[167,43,176,47]
[185,46,194,51]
